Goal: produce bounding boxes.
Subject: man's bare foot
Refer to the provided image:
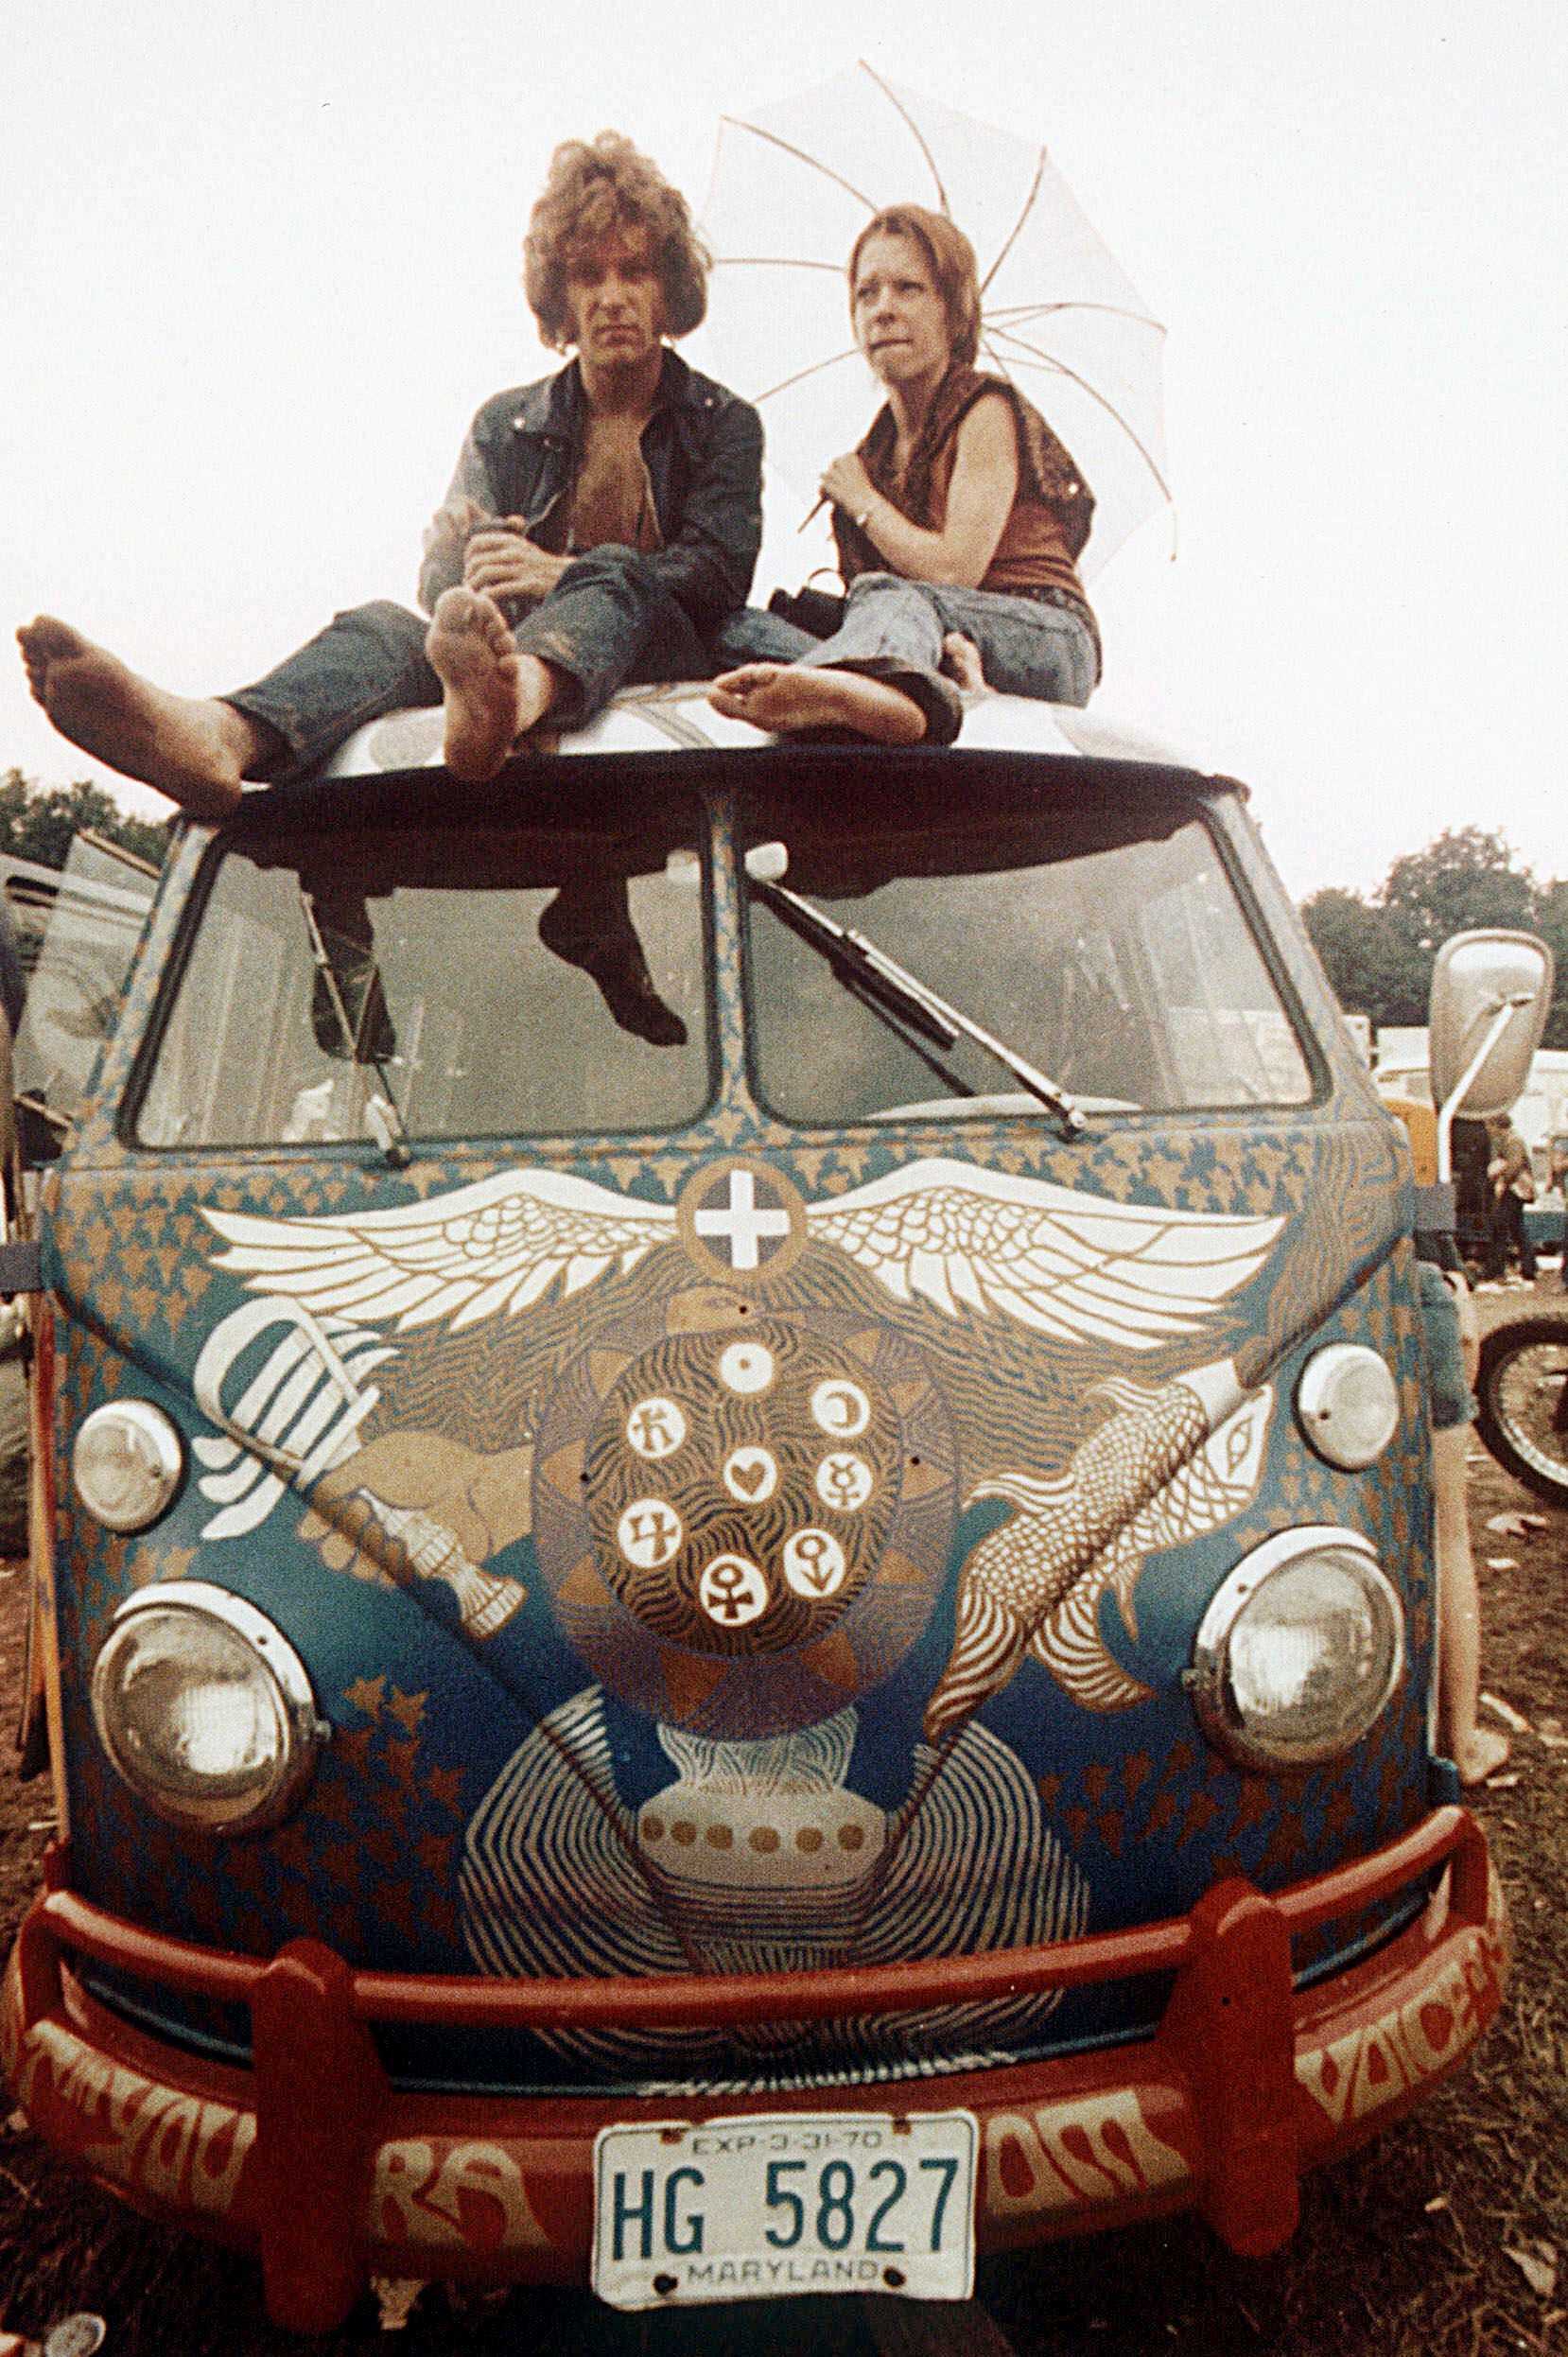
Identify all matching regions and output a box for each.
[538,884,688,1048]
[941,633,987,693]
[427,588,554,782]
[16,616,253,818]
[1455,1726,1511,1786]
[708,662,927,745]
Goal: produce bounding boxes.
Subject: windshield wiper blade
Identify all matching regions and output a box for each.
[757,882,959,1052]
[751,877,1086,1137]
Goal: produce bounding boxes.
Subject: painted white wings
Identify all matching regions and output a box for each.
[203,1156,1281,1349]
[202,1169,675,1334]
[807,1159,1283,1349]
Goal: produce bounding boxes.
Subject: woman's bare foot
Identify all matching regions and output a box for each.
[16,616,253,818]
[427,588,555,781]
[708,662,927,745]
[941,633,987,693]
[1455,1726,1511,1787]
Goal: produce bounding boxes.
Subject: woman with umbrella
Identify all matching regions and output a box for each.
[709,205,1101,746]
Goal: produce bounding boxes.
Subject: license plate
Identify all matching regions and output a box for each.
[592,2109,977,2311]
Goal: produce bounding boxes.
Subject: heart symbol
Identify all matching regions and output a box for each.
[731,1458,767,1497]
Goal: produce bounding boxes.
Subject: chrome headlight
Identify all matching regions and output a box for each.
[91,1582,327,1833]
[1188,1528,1404,1772]
[1295,1345,1399,1470]
[72,1401,184,1532]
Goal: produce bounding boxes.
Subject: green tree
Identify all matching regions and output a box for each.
[1301,826,1565,1050]
[0,769,168,872]
[1380,827,1536,952]
[1300,884,1424,1025]
[1534,877,1568,1054]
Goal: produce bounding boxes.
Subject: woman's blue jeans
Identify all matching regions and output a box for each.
[716,570,1100,714]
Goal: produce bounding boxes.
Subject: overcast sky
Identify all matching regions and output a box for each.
[3,0,1563,900]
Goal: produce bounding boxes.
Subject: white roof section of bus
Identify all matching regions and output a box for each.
[322,687,1215,782]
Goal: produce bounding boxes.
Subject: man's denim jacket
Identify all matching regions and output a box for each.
[417,349,762,630]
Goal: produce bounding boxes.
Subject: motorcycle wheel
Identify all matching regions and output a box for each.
[1474,1313,1568,1506]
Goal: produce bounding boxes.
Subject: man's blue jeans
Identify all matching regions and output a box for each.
[224,547,713,780]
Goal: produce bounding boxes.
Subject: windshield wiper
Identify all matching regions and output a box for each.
[750,877,1086,1138]
[301,895,413,1168]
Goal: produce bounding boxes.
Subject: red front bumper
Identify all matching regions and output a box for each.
[3,1808,1505,2333]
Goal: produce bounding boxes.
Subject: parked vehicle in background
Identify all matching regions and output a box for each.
[1,842,159,1172]
[0,691,1531,2331]
[1374,1043,1568,1262]
[1376,935,1563,1506]
[1474,1316,1568,1505]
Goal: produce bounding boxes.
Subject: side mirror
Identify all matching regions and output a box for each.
[1428,930,1553,1122]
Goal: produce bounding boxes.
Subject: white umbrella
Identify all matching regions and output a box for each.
[702,61,1172,578]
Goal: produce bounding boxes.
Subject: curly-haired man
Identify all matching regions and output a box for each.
[18,133,762,811]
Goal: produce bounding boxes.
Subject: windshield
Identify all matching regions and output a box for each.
[742,776,1311,1125]
[135,790,710,1147]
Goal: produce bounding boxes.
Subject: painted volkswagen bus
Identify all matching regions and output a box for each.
[0,690,1515,2331]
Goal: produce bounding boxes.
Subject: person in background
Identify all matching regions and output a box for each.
[1480,1110,1538,1288]
[709,204,1099,746]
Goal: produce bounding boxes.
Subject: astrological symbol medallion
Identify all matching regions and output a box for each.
[815,1451,875,1513]
[625,1395,688,1460]
[698,1554,770,1627]
[716,1340,775,1396]
[617,1498,685,1569]
[781,1527,848,1599]
[722,1444,779,1503]
[810,1378,872,1439]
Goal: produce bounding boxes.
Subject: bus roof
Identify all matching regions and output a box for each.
[319,687,1242,787]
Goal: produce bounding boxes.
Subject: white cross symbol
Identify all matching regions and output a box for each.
[694,1169,793,1271]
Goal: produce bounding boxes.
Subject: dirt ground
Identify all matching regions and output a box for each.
[0,1294,1564,2357]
